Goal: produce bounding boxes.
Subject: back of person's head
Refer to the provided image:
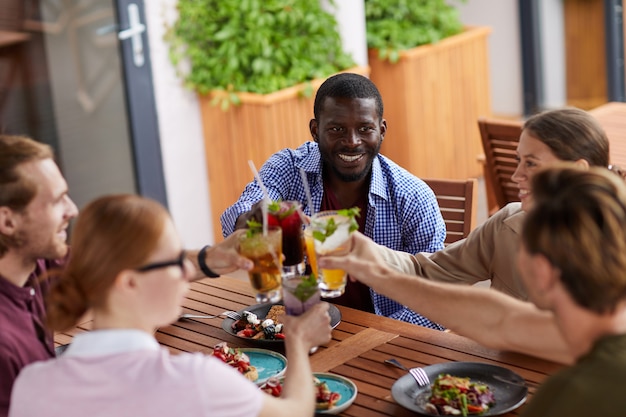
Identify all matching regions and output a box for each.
[313,73,384,120]
[46,194,170,331]
[523,108,609,167]
[523,165,626,314]
[0,135,54,256]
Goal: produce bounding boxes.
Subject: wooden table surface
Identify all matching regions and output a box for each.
[54,276,563,416]
[589,102,626,169]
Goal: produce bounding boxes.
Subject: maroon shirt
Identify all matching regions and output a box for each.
[0,259,62,417]
[320,181,374,313]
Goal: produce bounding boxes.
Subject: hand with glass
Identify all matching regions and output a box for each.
[238,221,283,303]
[267,200,305,276]
[310,208,360,298]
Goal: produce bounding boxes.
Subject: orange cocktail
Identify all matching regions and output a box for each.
[304,226,318,278]
[310,210,358,298]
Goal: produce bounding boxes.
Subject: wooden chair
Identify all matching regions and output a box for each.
[478,117,523,215]
[424,178,478,246]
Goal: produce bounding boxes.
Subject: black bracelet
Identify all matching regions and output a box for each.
[197,245,220,278]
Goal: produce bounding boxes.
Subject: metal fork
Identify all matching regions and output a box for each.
[385,358,430,387]
[179,311,242,321]
[409,367,430,387]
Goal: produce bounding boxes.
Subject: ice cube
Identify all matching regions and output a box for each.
[316,221,351,253]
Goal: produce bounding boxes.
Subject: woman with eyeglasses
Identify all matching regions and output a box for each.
[8,194,332,417]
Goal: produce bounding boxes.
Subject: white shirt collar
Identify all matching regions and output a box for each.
[64,329,160,358]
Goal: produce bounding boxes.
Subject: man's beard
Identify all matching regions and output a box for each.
[13,229,68,261]
[326,140,381,182]
[330,163,371,182]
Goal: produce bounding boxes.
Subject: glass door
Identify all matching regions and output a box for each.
[0,0,166,209]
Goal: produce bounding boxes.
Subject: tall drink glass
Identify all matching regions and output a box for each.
[303,226,318,278]
[268,201,305,276]
[238,226,283,303]
[310,210,357,298]
[282,274,320,316]
[282,273,321,354]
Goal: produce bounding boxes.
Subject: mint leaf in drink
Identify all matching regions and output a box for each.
[294,274,318,302]
[313,208,360,243]
[246,219,263,238]
[337,207,360,233]
[312,217,337,243]
[267,200,298,220]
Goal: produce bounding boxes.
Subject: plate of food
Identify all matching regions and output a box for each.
[259,372,358,415]
[391,362,528,416]
[222,302,342,345]
[211,342,287,386]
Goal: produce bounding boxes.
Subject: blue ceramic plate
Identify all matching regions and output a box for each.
[241,348,287,386]
[314,372,358,415]
[391,362,528,416]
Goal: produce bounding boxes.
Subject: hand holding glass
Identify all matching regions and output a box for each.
[268,200,305,276]
[311,210,356,298]
[238,226,283,303]
[282,274,320,316]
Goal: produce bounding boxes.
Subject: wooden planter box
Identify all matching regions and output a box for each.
[369,26,492,180]
[199,66,370,242]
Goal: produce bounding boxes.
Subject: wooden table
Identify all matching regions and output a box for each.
[54,276,563,416]
[589,102,626,169]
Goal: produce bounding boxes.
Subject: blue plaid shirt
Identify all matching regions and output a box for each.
[221,142,446,330]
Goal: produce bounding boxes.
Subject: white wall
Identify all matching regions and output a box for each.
[538,0,566,109]
[456,0,523,117]
[457,0,566,115]
[143,0,213,247]
[322,0,369,67]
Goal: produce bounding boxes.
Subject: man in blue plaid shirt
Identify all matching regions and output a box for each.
[221,73,446,330]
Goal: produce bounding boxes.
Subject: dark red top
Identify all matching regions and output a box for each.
[320,181,374,313]
[0,258,63,417]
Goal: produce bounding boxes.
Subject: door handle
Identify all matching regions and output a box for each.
[118,3,145,67]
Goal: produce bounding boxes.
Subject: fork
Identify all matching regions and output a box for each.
[384,358,430,387]
[179,311,242,321]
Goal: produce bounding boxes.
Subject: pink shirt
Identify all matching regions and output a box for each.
[9,329,264,417]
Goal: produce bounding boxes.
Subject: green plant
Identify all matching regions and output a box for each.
[166,0,355,108]
[365,0,465,63]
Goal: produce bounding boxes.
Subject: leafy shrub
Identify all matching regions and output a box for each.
[365,0,464,63]
[166,0,355,100]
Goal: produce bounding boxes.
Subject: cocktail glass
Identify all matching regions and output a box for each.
[238,226,283,303]
[268,200,305,276]
[303,226,318,278]
[283,273,321,354]
[282,274,320,316]
[310,210,356,298]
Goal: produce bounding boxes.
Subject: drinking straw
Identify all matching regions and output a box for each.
[248,160,270,236]
[299,168,314,223]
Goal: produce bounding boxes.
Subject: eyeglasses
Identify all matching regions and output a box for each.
[135,250,187,273]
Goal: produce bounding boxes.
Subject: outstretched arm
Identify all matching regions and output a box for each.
[319,232,573,365]
[259,303,332,417]
[187,230,253,281]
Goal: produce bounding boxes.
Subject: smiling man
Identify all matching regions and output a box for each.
[0,135,78,417]
[0,135,255,417]
[221,73,446,328]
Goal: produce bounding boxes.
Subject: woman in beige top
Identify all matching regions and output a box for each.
[381,107,613,300]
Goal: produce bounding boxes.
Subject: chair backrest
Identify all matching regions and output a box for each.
[424,178,478,245]
[478,117,523,214]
